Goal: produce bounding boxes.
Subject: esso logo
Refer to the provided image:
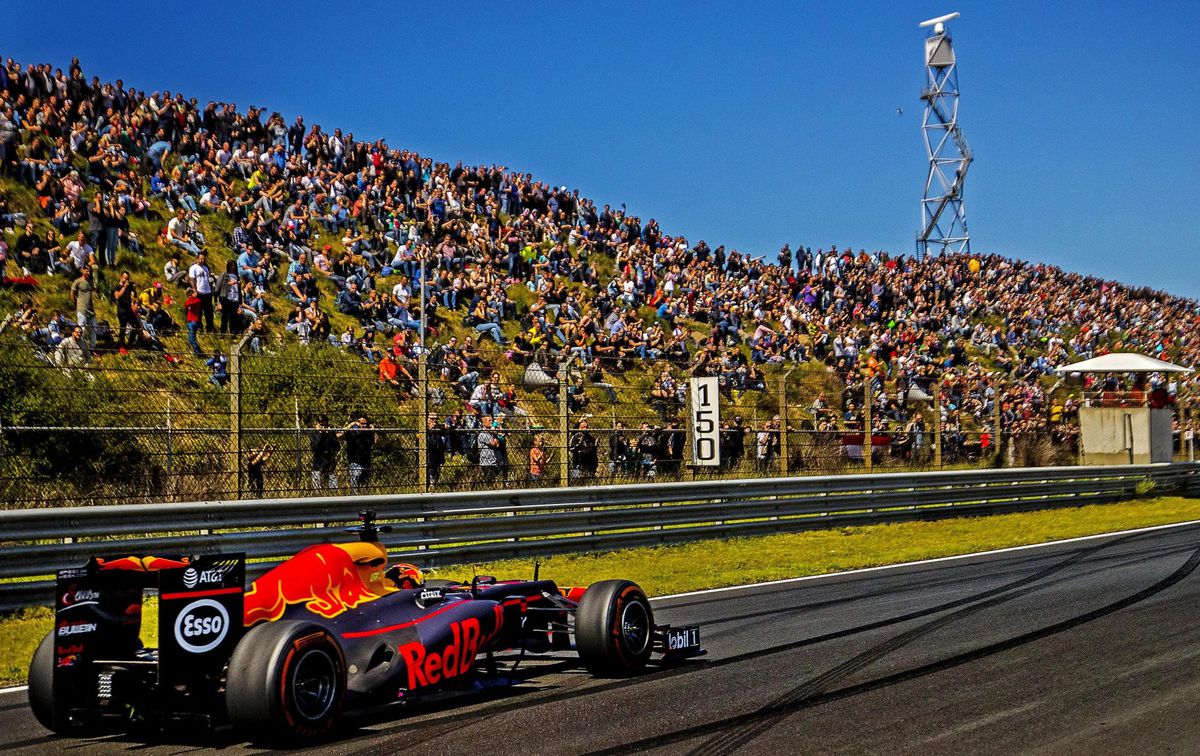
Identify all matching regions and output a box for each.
[182,568,199,589]
[173,599,229,653]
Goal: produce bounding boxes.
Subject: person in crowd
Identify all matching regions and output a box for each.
[529,434,547,483]
[111,270,137,348]
[188,251,215,332]
[246,445,274,497]
[69,265,96,349]
[166,208,202,256]
[207,349,229,387]
[342,414,377,492]
[55,323,89,367]
[309,415,340,490]
[569,418,598,479]
[477,417,499,481]
[183,286,204,356]
[426,413,447,487]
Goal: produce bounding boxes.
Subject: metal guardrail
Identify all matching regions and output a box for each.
[1,464,1195,610]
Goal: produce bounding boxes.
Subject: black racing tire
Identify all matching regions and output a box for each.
[28,632,69,733]
[225,620,346,743]
[575,579,654,676]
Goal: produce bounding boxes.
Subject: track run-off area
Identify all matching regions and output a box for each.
[4,520,1200,754]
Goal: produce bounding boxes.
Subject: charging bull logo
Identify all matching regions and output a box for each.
[96,555,191,572]
[397,613,502,690]
[244,543,392,625]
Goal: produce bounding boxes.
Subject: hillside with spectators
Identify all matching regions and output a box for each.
[0,55,1196,487]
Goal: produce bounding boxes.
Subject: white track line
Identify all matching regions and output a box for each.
[3,518,1197,698]
[650,518,1200,603]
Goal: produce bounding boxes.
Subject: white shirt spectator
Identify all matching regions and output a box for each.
[188,261,212,294]
[66,239,92,269]
[167,216,186,242]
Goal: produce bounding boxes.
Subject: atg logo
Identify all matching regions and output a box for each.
[173,599,230,653]
[182,559,238,589]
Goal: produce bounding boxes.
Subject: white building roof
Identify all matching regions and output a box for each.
[1053,352,1193,375]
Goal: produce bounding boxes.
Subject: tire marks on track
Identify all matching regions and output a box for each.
[586,544,1200,755]
[347,533,1143,753]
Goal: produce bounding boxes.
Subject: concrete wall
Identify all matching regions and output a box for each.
[1079,406,1174,465]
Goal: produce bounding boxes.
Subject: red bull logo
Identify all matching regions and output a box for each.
[397,613,502,690]
[96,555,191,572]
[244,543,388,625]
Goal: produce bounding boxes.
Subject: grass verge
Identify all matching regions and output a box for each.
[3,495,1200,687]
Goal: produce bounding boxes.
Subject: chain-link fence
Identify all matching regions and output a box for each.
[3,336,1192,508]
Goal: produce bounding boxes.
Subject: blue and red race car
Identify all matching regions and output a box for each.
[29,512,702,742]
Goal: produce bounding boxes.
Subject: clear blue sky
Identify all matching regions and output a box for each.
[3,2,1198,296]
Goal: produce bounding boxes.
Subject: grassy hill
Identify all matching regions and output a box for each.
[1,172,862,506]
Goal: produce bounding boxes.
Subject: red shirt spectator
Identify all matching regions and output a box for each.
[184,294,202,323]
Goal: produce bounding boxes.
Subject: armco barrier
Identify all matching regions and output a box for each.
[1,463,1195,610]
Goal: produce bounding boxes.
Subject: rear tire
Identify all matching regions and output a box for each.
[575,580,654,676]
[28,632,68,733]
[225,621,346,743]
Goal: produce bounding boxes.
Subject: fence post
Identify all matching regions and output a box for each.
[779,370,793,477]
[862,376,873,473]
[557,356,575,487]
[993,386,1002,464]
[230,346,241,500]
[293,396,302,495]
[933,379,943,469]
[165,397,173,499]
[418,350,428,492]
[230,334,251,500]
[1185,392,1195,462]
[684,373,695,482]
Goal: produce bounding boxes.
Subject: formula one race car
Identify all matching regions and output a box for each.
[29,512,702,742]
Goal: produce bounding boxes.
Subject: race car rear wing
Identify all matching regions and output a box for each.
[51,554,246,717]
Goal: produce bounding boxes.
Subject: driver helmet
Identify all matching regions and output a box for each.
[391,562,422,589]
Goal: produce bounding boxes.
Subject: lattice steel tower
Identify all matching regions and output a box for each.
[916,12,972,260]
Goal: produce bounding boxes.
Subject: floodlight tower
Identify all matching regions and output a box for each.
[916,12,972,261]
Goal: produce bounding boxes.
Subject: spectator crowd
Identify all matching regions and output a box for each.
[2,56,1197,485]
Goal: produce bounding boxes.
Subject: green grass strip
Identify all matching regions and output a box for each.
[3,495,1199,688]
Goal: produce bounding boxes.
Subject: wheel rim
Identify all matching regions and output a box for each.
[619,600,650,655]
[291,647,338,722]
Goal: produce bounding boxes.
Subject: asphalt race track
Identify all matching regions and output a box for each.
[5,521,1200,754]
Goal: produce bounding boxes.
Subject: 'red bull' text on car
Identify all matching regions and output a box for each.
[28,512,703,742]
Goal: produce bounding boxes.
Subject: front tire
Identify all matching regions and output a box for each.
[225,621,346,742]
[575,580,654,676]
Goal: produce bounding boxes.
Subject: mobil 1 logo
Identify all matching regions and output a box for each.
[173,598,230,654]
